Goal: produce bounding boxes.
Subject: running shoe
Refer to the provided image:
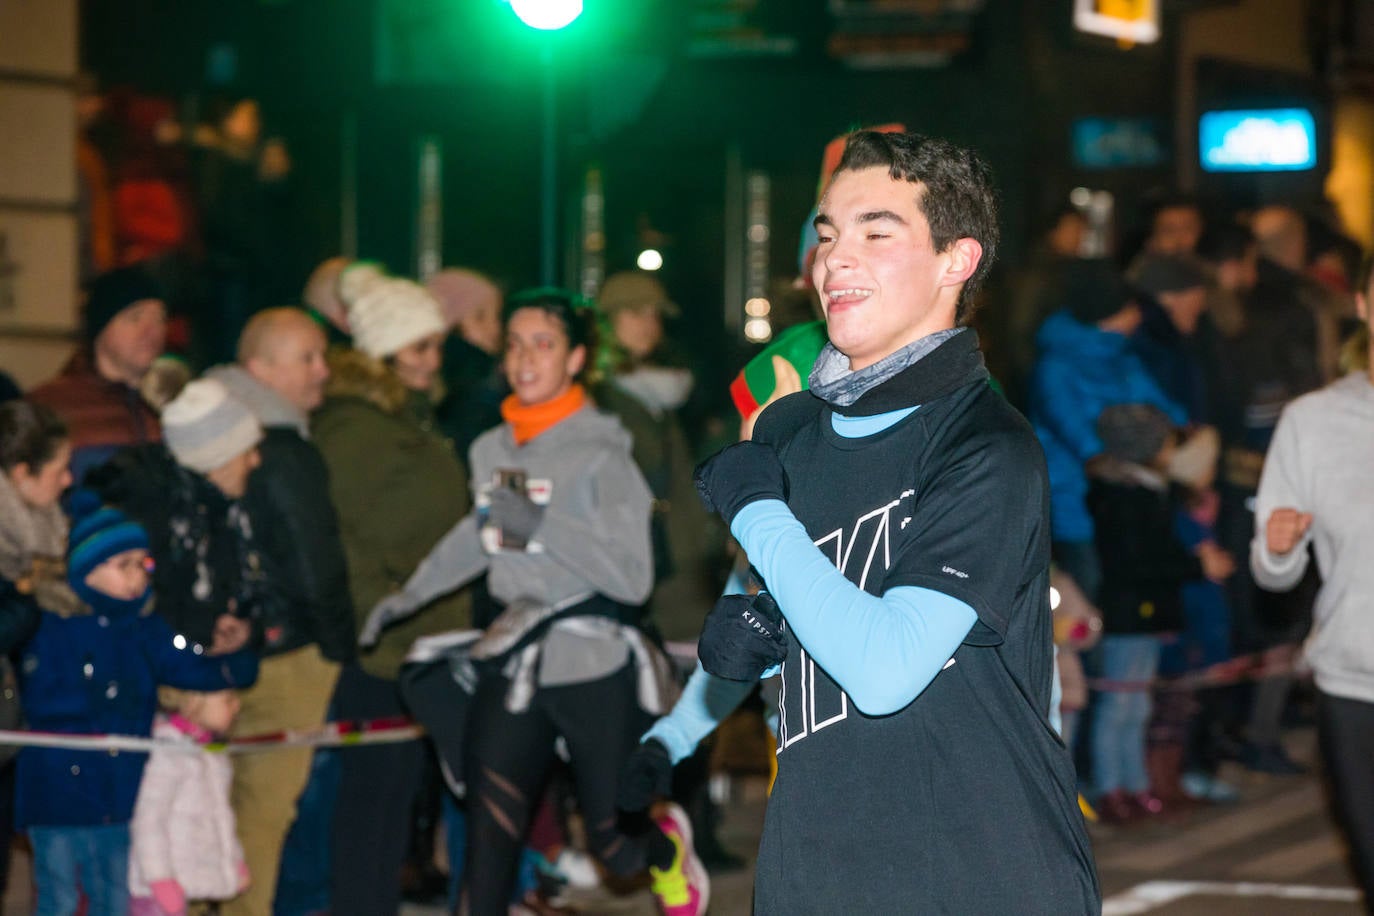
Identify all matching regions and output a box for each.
[649,802,710,916]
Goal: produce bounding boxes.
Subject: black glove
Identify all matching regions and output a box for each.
[698,591,787,681]
[617,738,673,814]
[693,441,788,527]
[488,486,544,545]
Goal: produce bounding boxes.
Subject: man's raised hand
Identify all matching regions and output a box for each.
[1265,507,1313,556]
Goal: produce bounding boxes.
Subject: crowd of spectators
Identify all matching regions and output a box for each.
[2,100,1373,913]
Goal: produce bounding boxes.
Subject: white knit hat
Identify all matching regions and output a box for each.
[162,378,264,473]
[337,262,386,308]
[346,277,448,359]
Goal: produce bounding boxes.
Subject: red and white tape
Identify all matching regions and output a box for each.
[1087,646,1303,693]
[0,717,425,755]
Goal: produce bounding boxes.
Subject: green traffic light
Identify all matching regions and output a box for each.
[510,0,583,30]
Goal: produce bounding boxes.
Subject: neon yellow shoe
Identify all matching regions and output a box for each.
[649,802,710,916]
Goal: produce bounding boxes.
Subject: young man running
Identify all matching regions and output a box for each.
[693,130,1100,913]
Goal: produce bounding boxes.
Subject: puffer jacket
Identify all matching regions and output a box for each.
[1028,309,1186,544]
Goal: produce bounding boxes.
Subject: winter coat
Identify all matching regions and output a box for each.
[594,371,725,642]
[87,444,269,650]
[206,366,356,663]
[15,595,257,829]
[1086,458,1201,635]
[1028,309,1186,544]
[128,715,245,901]
[312,348,472,680]
[0,475,78,765]
[28,352,161,486]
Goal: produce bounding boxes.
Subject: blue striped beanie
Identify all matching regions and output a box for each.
[66,491,150,588]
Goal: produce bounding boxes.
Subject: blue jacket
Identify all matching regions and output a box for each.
[1028,310,1186,543]
[15,597,257,829]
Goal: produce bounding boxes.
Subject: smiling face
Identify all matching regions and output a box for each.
[503,307,586,406]
[811,166,980,370]
[391,332,445,392]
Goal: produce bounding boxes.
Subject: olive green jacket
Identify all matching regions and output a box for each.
[313,348,472,679]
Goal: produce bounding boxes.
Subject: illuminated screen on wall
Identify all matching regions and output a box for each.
[1199,108,1317,172]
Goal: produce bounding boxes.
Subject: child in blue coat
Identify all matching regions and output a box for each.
[17,494,257,916]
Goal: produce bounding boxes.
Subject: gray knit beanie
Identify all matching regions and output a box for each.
[161,378,264,473]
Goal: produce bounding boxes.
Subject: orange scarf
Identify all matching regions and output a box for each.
[501,383,587,446]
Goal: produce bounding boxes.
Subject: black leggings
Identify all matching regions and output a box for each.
[1317,690,1374,910]
[461,663,654,915]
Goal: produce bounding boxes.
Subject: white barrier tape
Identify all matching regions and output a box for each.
[0,719,426,755]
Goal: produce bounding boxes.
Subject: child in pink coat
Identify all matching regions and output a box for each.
[128,688,249,915]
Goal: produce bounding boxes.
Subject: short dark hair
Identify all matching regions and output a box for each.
[0,400,68,473]
[503,287,598,360]
[832,130,1001,324]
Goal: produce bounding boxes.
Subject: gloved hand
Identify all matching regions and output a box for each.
[616,737,674,814]
[360,591,417,648]
[693,441,788,527]
[698,591,787,681]
[149,878,186,915]
[488,486,544,545]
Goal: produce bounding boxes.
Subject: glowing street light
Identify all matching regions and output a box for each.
[510,0,583,31]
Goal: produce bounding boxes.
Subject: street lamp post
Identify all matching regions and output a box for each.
[509,0,583,286]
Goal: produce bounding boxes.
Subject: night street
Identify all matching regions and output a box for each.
[0,730,1362,914]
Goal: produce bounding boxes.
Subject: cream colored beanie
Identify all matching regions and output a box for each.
[346,276,447,359]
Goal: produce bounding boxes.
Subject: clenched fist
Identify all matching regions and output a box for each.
[1265,507,1313,556]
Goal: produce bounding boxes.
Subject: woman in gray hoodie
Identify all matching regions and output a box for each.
[1251,257,1374,903]
[363,289,708,916]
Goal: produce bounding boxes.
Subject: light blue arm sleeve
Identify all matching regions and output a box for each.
[642,661,758,764]
[732,499,978,716]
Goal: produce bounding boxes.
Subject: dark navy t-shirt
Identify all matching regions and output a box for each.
[750,374,1100,915]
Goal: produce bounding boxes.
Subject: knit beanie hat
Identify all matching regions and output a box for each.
[161,378,263,473]
[426,268,502,328]
[84,266,164,346]
[1060,258,1133,326]
[66,489,150,591]
[346,276,448,359]
[1096,403,1177,467]
[337,261,387,309]
[1131,254,1208,299]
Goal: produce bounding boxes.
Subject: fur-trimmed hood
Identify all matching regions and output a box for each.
[0,474,86,617]
[322,346,411,416]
